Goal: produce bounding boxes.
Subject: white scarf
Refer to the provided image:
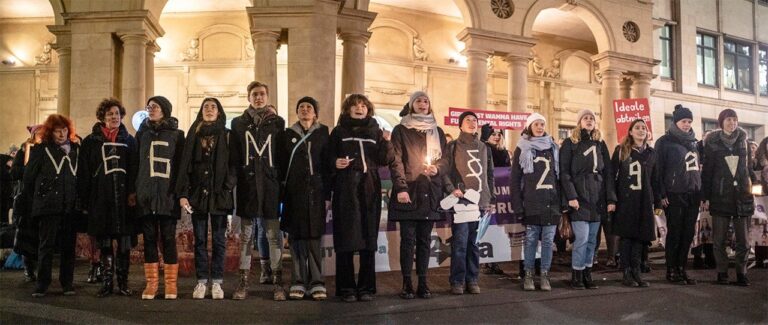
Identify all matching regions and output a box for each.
[400,113,442,160]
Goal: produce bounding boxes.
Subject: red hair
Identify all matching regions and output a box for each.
[39,114,78,144]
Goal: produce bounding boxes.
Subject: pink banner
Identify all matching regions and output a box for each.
[444,107,530,130]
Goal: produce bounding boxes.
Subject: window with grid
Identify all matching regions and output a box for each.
[660,25,673,78]
[664,114,674,131]
[724,40,753,92]
[760,46,767,96]
[558,125,574,143]
[697,33,717,86]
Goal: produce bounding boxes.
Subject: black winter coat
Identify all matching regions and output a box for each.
[611,145,660,241]
[702,129,756,217]
[559,130,617,222]
[79,123,138,237]
[510,145,563,226]
[230,108,285,219]
[135,117,185,218]
[654,131,701,200]
[490,146,511,167]
[176,107,236,217]
[328,116,394,252]
[278,122,331,239]
[388,124,447,221]
[21,141,80,218]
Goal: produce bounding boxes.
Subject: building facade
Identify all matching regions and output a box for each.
[0,0,766,152]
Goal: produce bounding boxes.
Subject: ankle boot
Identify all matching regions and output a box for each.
[164,264,178,299]
[259,260,272,284]
[678,267,696,285]
[232,269,249,300]
[400,276,415,299]
[416,276,431,298]
[716,272,729,285]
[666,266,681,283]
[571,269,585,290]
[96,255,114,297]
[632,267,650,287]
[116,254,132,296]
[272,271,286,301]
[583,267,598,289]
[540,271,551,291]
[622,268,639,287]
[23,257,36,282]
[141,263,159,300]
[523,270,535,291]
[735,273,750,286]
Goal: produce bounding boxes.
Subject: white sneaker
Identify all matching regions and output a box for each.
[211,283,224,300]
[192,283,207,299]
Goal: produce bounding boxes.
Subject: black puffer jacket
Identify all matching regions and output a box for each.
[278,122,331,239]
[328,116,394,252]
[510,145,563,226]
[702,129,756,217]
[388,124,447,221]
[559,129,616,222]
[230,107,285,219]
[21,141,80,217]
[611,145,660,241]
[176,102,236,216]
[79,123,138,236]
[135,117,185,218]
[654,129,701,200]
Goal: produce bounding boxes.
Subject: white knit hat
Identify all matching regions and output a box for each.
[525,112,546,129]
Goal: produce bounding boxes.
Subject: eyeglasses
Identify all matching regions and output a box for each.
[145,104,161,111]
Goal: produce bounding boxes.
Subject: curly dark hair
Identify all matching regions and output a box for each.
[340,94,375,117]
[96,97,126,122]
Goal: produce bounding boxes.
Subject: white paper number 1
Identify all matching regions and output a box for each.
[583,145,598,173]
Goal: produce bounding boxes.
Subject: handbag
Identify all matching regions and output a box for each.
[559,212,573,240]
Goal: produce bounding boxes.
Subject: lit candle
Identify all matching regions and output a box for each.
[425,155,432,165]
[751,185,763,196]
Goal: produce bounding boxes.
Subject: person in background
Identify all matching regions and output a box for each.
[277,97,330,301]
[11,125,42,283]
[135,96,185,300]
[692,130,716,270]
[510,113,562,291]
[176,97,236,300]
[388,91,446,299]
[480,124,510,276]
[702,109,757,286]
[754,137,768,268]
[440,111,496,295]
[327,94,394,302]
[611,119,660,288]
[559,109,616,290]
[21,114,81,297]
[79,98,139,297]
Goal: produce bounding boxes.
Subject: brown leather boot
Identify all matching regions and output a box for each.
[164,264,178,300]
[141,263,159,300]
[232,269,249,300]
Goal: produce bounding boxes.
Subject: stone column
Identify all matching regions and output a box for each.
[620,76,632,99]
[465,49,490,110]
[120,33,147,132]
[600,70,622,148]
[631,73,653,99]
[145,41,158,99]
[505,55,529,146]
[54,46,71,117]
[251,30,280,104]
[339,31,371,97]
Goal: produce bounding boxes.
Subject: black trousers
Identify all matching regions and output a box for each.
[620,238,643,269]
[142,216,177,264]
[664,193,699,269]
[335,250,376,297]
[399,221,433,278]
[36,214,77,291]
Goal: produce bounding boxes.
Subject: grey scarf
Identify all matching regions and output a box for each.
[719,127,745,149]
[400,113,442,160]
[668,124,697,150]
[517,134,559,176]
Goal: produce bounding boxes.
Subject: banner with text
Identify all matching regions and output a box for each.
[444,107,530,130]
[612,98,654,142]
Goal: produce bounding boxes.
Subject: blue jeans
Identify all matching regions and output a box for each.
[571,221,600,270]
[255,217,269,260]
[523,224,557,272]
[450,221,480,285]
[192,214,227,283]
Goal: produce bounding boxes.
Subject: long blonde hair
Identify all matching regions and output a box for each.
[569,122,602,144]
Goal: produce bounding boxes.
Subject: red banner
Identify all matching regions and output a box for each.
[612,98,654,142]
[444,107,530,130]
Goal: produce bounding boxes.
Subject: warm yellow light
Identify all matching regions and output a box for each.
[752,185,763,196]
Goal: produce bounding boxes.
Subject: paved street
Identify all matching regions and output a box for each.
[1,256,766,324]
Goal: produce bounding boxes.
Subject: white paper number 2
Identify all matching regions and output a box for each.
[534,157,554,190]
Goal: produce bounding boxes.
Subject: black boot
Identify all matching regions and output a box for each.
[735,273,750,287]
[678,267,696,285]
[87,262,100,283]
[400,276,415,299]
[96,255,113,297]
[23,257,36,283]
[416,276,431,299]
[622,268,639,287]
[583,267,598,289]
[666,266,681,283]
[632,267,650,287]
[703,244,716,269]
[716,272,729,285]
[116,253,133,296]
[571,270,585,290]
